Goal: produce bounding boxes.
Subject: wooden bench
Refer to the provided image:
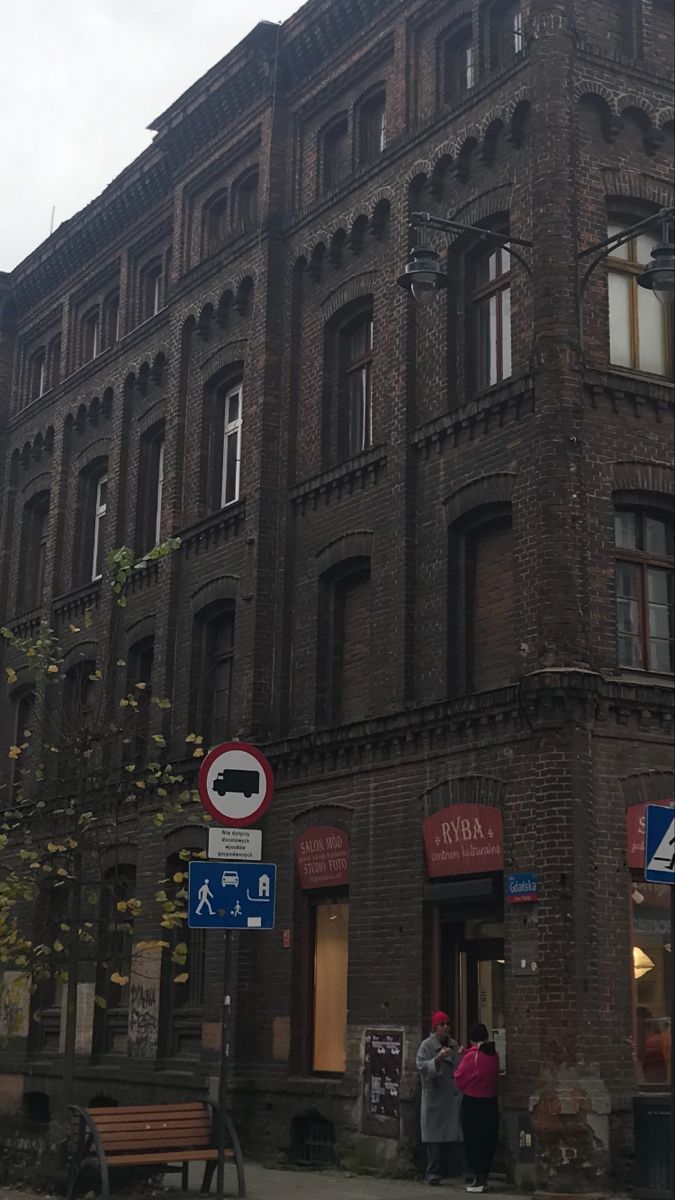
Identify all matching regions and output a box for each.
[67,1101,245,1198]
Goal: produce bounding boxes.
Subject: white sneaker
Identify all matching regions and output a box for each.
[466,1183,486,1193]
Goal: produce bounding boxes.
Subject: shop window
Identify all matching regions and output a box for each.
[203,191,229,255]
[103,290,120,348]
[340,309,374,459]
[311,898,349,1073]
[607,221,673,377]
[357,88,386,167]
[232,170,259,231]
[615,508,674,673]
[192,602,235,745]
[136,426,165,551]
[442,26,474,103]
[82,308,100,363]
[28,348,46,400]
[127,637,154,761]
[632,881,672,1086]
[322,115,350,191]
[140,259,163,322]
[490,1,523,70]
[159,851,205,1059]
[19,491,50,611]
[471,240,512,391]
[93,864,136,1056]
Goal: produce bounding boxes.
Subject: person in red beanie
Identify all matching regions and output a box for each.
[453,1022,500,1193]
[415,1011,461,1186]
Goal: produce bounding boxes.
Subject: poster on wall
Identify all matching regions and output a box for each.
[361,1029,403,1138]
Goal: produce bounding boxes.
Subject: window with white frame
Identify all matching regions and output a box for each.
[607,222,672,377]
[92,473,108,580]
[443,26,474,103]
[154,437,165,545]
[491,1,523,69]
[82,309,100,363]
[220,384,242,507]
[472,241,512,390]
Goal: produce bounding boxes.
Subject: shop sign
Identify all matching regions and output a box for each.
[506,872,539,903]
[295,825,350,889]
[423,803,503,877]
[626,799,674,868]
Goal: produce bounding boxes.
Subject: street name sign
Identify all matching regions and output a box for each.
[188,861,277,930]
[208,827,262,861]
[644,804,675,885]
[198,741,274,827]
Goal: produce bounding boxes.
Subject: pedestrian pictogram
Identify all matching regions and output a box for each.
[188,861,277,929]
[198,742,274,827]
[644,804,675,885]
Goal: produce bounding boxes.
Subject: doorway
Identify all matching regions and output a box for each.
[439,917,505,1056]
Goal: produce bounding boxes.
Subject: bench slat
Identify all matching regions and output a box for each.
[87,1103,207,1116]
[108,1149,230,1166]
[96,1118,210,1134]
[101,1133,212,1150]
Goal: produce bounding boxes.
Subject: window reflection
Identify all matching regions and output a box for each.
[632,883,672,1086]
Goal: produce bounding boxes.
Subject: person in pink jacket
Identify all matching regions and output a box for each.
[453,1022,500,1193]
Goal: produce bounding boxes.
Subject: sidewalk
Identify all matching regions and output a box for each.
[0,1162,525,1200]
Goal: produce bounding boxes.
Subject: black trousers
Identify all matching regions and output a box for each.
[461,1095,499,1180]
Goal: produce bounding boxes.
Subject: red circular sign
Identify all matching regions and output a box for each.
[198,741,274,827]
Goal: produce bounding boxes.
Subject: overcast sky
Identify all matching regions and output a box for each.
[0,0,302,271]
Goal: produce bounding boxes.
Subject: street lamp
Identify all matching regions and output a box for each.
[637,240,675,306]
[396,212,533,303]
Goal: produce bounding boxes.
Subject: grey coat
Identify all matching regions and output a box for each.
[415,1033,462,1143]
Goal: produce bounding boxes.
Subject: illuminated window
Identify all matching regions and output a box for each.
[312,899,349,1073]
[607,222,672,377]
[632,881,672,1086]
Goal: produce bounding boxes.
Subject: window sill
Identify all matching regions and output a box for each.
[180,499,246,557]
[584,366,674,404]
[615,670,674,689]
[290,444,388,512]
[52,578,102,626]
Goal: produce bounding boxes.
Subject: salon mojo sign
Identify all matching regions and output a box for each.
[423,803,504,877]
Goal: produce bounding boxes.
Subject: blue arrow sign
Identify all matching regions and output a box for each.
[188,861,277,929]
[644,804,675,885]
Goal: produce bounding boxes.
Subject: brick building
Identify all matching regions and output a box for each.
[0,0,673,1189]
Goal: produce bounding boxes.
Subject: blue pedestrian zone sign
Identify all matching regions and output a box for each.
[188,861,277,929]
[644,804,675,885]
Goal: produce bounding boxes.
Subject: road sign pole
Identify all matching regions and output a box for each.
[670,884,675,1198]
[216,928,233,1200]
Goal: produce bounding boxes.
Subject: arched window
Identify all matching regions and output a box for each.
[91,471,108,581]
[74,459,108,585]
[449,505,515,693]
[615,507,674,673]
[357,89,386,166]
[48,335,61,388]
[159,849,206,1060]
[10,687,36,792]
[203,375,244,513]
[139,259,163,322]
[442,25,474,103]
[126,636,155,760]
[191,601,236,745]
[93,862,136,1057]
[203,191,229,255]
[82,308,100,363]
[232,170,259,231]
[318,558,371,725]
[322,115,350,191]
[490,0,523,70]
[607,220,673,377]
[19,490,50,611]
[470,239,512,390]
[28,348,47,400]
[340,309,374,458]
[136,424,165,552]
[103,290,120,349]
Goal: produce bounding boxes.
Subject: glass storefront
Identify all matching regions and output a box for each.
[631,882,672,1086]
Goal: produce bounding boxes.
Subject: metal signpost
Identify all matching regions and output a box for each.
[643,803,675,1197]
[196,741,275,1200]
